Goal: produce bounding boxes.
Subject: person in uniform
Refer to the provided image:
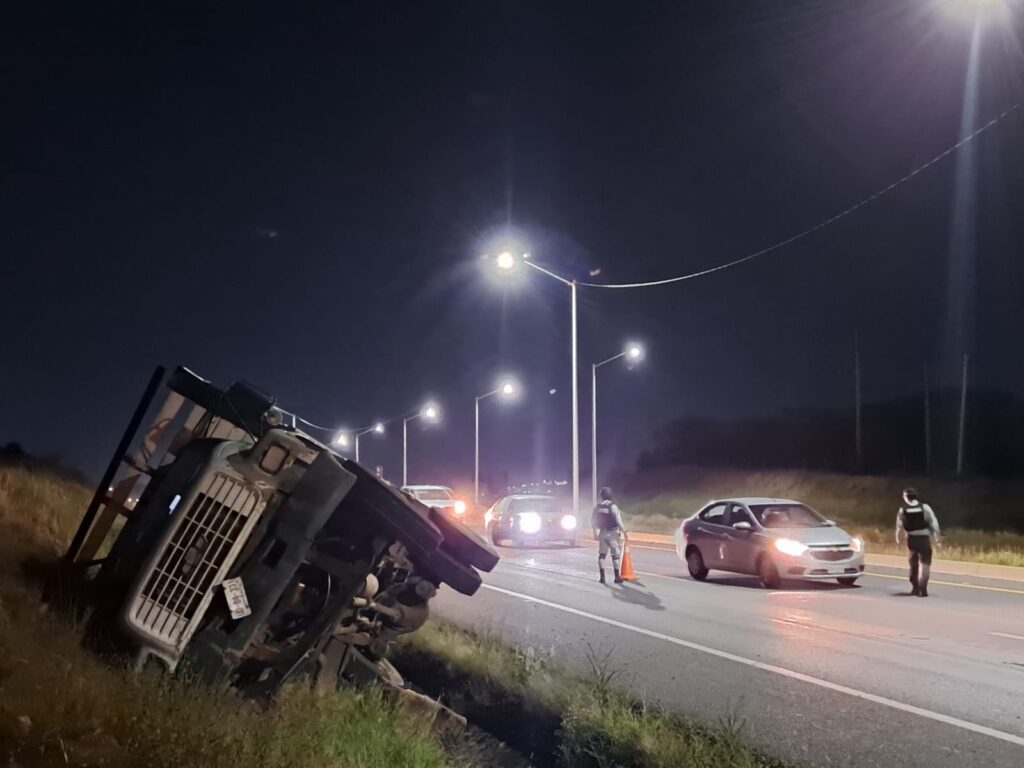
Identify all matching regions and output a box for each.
[592,486,627,584]
[895,487,941,597]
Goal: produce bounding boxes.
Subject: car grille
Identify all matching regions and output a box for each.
[129,472,266,652]
[810,548,854,562]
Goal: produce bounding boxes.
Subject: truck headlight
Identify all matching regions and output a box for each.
[518,512,542,534]
[453,500,467,516]
[774,538,808,557]
[560,514,577,530]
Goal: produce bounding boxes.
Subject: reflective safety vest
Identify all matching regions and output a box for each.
[901,505,927,532]
[593,500,621,531]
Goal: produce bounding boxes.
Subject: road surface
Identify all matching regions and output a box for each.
[433,537,1024,768]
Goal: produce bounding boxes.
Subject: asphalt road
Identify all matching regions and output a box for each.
[433,537,1024,768]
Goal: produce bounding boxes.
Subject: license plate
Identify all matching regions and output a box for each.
[222,577,252,619]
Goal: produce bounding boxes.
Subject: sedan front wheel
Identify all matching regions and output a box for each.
[686,547,709,581]
[757,555,782,589]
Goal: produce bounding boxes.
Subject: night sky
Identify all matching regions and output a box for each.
[3,1,1023,488]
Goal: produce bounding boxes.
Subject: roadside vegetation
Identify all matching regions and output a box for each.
[619,465,1024,567]
[0,462,451,768]
[394,621,782,768]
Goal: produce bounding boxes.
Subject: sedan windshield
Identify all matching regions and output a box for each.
[410,487,452,501]
[749,503,827,528]
[509,497,561,514]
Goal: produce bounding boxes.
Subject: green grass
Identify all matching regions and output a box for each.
[618,465,1024,567]
[0,464,452,768]
[396,621,781,768]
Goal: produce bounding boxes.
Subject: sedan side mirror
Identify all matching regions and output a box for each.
[732,521,752,531]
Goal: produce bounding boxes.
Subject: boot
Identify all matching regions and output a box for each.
[598,568,606,584]
[613,567,623,584]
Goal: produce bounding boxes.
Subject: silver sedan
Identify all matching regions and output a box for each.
[674,497,865,588]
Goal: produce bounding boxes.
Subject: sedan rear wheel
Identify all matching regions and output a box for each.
[686,547,708,581]
[757,555,782,589]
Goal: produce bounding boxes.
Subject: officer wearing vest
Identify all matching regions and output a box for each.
[592,486,627,584]
[895,487,941,597]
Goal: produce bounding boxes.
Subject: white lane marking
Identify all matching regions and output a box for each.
[481,583,1024,748]
[990,632,1024,642]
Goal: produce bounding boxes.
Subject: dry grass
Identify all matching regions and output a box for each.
[397,622,781,768]
[0,464,451,768]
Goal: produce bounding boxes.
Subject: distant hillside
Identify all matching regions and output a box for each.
[639,389,1024,478]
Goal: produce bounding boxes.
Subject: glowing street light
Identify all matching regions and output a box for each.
[475,377,521,504]
[486,244,582,517]
[354,421,385,464]
[592,342,647,510]
[332,431,351,450]
[403,402,440,486]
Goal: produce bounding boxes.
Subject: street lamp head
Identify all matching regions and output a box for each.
[495,251,517,270]
[626,342,645,363]
[498,378,520,400]
[333,431,351,449]
[421,403,440,422]
[372,422,385,434]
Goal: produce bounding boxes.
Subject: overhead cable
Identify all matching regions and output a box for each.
[578,103,1019,289]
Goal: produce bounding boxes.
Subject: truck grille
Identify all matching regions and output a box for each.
[129,472,266,652]
[810,548,854,562]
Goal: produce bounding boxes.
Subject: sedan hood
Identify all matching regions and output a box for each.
[771,526,852,547]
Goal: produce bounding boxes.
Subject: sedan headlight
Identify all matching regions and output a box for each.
[518,512,542,534]
[774,538,809,557]
[453,500,467,516]
[850,536,863,553]
[560,514,577,531]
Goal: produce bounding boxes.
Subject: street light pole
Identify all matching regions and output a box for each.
[354,422,384,464]
[402,404,439,488]
[490,252,580,516]
[474,396,480,504]
[403,417,409,487]
[474,380,519,505]
[592,360,598,513]
[590,343,644,510]
[571,280,579,517]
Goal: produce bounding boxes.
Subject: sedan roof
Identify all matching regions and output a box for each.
[712,497,802,506]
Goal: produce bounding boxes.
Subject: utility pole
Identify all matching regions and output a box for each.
[854,332,863,470]
[956,354,969,477]
[923,363,932,474]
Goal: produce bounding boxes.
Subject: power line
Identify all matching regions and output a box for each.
[579,103,1020,290]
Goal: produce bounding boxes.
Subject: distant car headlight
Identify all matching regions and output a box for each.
[453,500,467,516]
[518,512,542,534]
[560,514,577,531]
[774,538,809,557]
[850,537,863,553]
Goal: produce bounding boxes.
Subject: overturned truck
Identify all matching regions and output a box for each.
[57,366,497,721]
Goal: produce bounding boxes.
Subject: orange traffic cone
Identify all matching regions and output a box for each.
[619,547,639,581]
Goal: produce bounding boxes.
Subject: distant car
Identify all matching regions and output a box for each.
[402,485,468,521]
[674,497,865,588]
[485,494,578,547]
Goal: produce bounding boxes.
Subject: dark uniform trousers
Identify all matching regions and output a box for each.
[907,536,933,591]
